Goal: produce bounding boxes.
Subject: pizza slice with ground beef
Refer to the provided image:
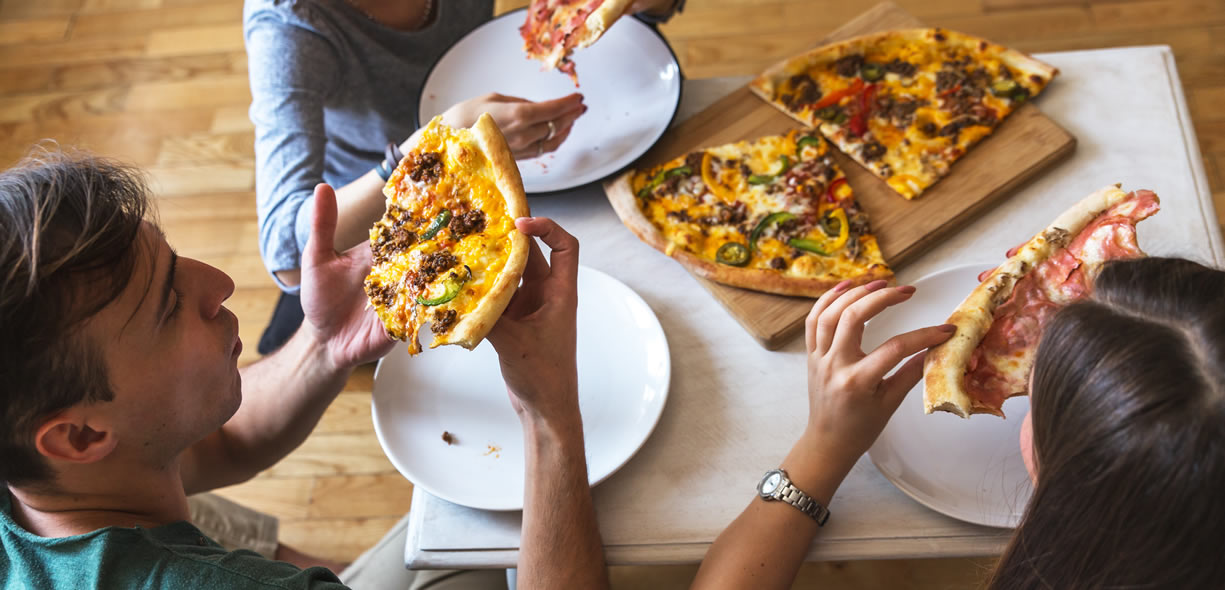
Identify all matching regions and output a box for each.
[364,114,529,355]
[751,28,1057,199]
[519,0,633,84]
[923,185,1159,417]
[608,130,892,297]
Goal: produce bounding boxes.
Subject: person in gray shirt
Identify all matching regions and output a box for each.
[245,0,682,353]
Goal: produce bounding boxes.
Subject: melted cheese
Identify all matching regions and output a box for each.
[365,117,514,353]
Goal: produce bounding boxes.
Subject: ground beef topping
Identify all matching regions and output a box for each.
[448,209,486,238]
[833,54,864,77]
[407,151,444,184]
[432,308,458,333]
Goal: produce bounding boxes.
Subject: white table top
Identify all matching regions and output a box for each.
[402,46,1225,569]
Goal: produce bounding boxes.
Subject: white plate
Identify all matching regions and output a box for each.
[371,266,671,511]
[417,10,682,193]
[865,263,1033,529]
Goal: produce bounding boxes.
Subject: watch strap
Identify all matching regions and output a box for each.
[773,479,830,526]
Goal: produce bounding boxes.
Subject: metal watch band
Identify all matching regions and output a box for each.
[774,480,830,526]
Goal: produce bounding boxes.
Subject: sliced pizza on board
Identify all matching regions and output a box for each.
[608,130,893,298]
[751,28,1057,200]
[364,114,530,355]
[923,185,1161,418]
[520,0,633,85]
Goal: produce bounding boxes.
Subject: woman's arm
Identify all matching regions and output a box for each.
[691,280,956,590]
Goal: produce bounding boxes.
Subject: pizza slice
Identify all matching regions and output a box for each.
[750,28,1057,200]
[520,0,633,85]
[608,130,893,298]
[923,185,1160,418]
[364,114,530,355]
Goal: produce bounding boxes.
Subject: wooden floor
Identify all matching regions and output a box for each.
[1,0,1222,586]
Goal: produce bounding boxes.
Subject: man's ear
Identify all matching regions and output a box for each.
[33,410,118,465]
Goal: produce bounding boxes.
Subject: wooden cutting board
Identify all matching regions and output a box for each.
[602,1,1076,350]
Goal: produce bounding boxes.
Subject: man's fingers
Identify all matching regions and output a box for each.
[806,280,853,354]
[514,217,579,285]
[305,183,339,267]
[814,279,888,355]
[860,324,955,386]
[520,238,549,284]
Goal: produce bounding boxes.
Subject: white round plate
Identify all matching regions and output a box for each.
[865,263,1033,529]
[371,266,671,511]
[417,10,682,193]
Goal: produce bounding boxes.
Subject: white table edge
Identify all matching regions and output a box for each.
[406,534,1011,570]
[1152,45,1225,261]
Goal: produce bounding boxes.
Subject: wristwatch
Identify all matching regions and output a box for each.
[757,468,830,526]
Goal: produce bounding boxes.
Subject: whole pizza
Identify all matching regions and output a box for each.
[608,130,893,297]
[924,185,1160,417]
[364,114,530,355]
[751,28,1057,200]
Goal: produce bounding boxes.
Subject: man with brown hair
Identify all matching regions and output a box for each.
[0,149,608,589]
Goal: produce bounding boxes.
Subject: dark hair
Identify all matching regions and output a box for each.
[0,146,151,486]
[989,257,1225,589]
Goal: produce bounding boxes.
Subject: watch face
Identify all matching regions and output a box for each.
[760,471,783,495]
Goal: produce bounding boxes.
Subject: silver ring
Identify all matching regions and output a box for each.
[545,120,556,142]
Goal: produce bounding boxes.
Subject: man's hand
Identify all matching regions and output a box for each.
[437,93,587,160]
[301,183,395,370]
[802,280,956,468]
[486,217,580,424]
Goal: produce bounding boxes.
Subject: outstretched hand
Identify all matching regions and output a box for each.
[300,183,395,370]
[803,280,956,465]
[438,93,587,160]
[486,217,581,424]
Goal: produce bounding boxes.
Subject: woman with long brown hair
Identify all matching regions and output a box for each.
[692,256,1225,589]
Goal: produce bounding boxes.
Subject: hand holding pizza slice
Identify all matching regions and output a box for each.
[520,0,635,85]
[923,185,1161,417]
[364,114,530,355]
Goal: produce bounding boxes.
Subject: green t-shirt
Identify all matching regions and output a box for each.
[0,493,346,589]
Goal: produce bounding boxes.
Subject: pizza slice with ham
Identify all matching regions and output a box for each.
[519,0,633,85]
[923,185,1160,418]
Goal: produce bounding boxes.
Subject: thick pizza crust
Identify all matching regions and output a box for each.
[433,113,530,350]
[535,0,632,70]
[605,171,891,297]
[575,0,633,50]
[922,184,1130,418]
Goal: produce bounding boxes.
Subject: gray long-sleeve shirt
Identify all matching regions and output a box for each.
[244,0,491,292]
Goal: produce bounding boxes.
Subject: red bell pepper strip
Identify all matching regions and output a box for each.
[810,78,864,110]
[847,83,877,137]
[824,177,848,203]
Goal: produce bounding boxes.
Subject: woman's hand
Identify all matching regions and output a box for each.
[437,93,586,160]
[802,280,956,469]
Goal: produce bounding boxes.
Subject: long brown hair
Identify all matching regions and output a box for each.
[988,257,1225,589]
[0,146,150,486]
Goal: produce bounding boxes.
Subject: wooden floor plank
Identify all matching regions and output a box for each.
[145,23,244,57]
[278,517,403,563]
[308,474,414,519]
[0,18,69,44]
[70,1,242,39]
